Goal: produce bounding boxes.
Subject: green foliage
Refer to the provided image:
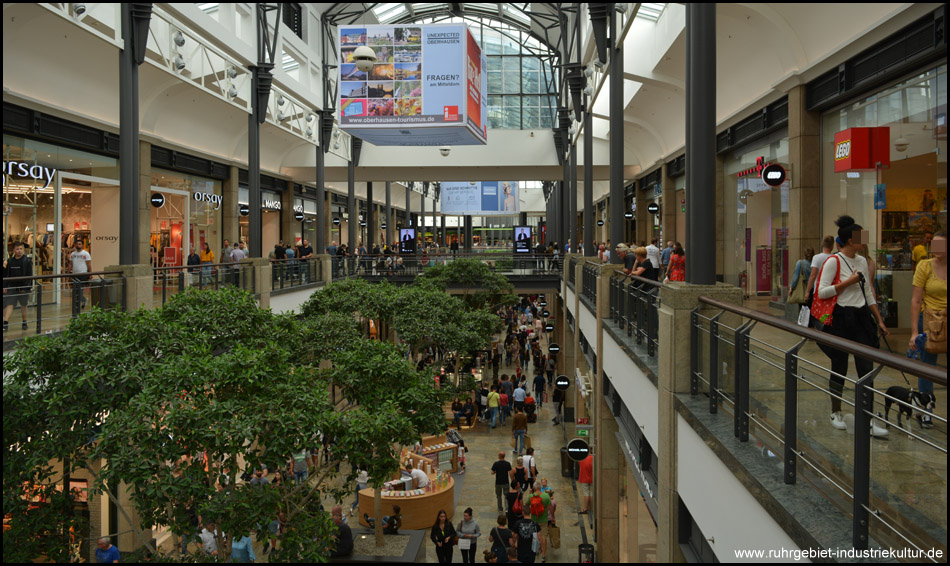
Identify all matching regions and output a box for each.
[415,258,517,310]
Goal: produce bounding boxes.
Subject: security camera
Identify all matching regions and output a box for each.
[74,3,86,16]
[174,54,186,71]
[439,147,451,157]
[352,46,378,73]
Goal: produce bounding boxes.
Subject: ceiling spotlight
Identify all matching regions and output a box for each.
[227,65,238,79]
[584,65,594,78]
[228,85,238,98]
[333,129,341,139]
[277,111,287,121]
[583,85,593,96]
[615,3,628,13]
[174,54,186,71]
[306,113,314,123]
[277,94,285,106]
[73,3,86,16]
[894,137,909,152]
[352,45,378,72]
[306,127,313,137]
[333,141,340,150]
[173,30,186,47]
[439,146,451,157]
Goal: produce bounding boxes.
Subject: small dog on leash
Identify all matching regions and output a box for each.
[883,386,936,429]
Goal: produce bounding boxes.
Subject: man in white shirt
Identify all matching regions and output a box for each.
[68,239,92,313]
[646,239,662,272]
[230,242,247,286]
[406,462,429,489]
[522,447,538,489]
[199,522,219,556]
[806,235,836,304]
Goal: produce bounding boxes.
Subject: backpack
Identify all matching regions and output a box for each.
[530,494,544,517]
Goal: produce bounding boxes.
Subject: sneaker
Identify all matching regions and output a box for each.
[870,414,889,438]
[2,321,8,332]
[830,412,846,430]
[22,322,28,330]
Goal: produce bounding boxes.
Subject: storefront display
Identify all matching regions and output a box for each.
[821,64,947,328]
[151,169,222,267]
[722,131,790,299]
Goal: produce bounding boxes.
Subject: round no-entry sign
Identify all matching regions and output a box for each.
[567,438,590,461]
[555,374,570,391]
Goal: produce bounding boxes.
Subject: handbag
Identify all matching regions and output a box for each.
[548,523,561,549]
[788,268,808,304]
[923,307,947,354]
[810,255,841,328]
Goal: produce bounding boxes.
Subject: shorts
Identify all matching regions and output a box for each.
[3,291,30,308]
[537,522,550,540]
[581,482,591,497]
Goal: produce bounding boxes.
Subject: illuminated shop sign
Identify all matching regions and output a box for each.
[3,161,57,189]
[193,191,222,209]
[833,127,890,172]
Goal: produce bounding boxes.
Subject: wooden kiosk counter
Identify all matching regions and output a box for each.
[357,439,458,530]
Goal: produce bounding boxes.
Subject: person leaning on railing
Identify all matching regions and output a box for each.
[908,229,947,429]
[816,215,889,437]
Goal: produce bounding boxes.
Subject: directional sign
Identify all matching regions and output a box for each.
[555,374,570,391]
[567,438,590,461]
[577,429,590,437]
[548,343,560,354]
[576,417,590,425]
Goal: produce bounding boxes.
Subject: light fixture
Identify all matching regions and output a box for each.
[174,54,186,71]
[583,85,593,96]
[569,124,577,136]
[227,65,238,79]
[894,137,909,152]
[277,94,285,106]
[439,146,451,157]
[584,65,595,78]
[333,141,340,150]
[306,127,313,137]
[277,111,287,121]
[228,85,238,98]
[173,30,185,47]
[306,113,314,123]
[615,3,628,13]
[352,45,378,72]
[333,129,341,139]
[73,3,86,16]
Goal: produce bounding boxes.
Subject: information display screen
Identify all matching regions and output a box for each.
[399,229,416,253]
[513,226,532,253]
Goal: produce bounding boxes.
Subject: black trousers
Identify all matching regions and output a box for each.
[821,306,878,414]
[460,543,477,564]
[435,543,454,564]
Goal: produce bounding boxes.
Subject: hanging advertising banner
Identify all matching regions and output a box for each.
[440,181,519,216]
[338,24,488,146]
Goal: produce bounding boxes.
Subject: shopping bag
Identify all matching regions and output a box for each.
[549,524,561,549]
[796,305,810,328]
[524,435,532,450]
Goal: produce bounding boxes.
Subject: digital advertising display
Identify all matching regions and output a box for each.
[399,229,416,253]
[440,181,520,216]
[338,24,487,146]
[513,226,532,253]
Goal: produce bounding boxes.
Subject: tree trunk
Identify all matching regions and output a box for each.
[374,485,384,546]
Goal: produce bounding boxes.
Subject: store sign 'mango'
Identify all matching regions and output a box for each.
[3,161,57,189]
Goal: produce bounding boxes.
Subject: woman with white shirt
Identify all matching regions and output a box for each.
[816,215,889,436]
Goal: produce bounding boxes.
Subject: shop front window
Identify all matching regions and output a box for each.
[151,169,222,266]
[821,64,947,328]
[723,132,790,300]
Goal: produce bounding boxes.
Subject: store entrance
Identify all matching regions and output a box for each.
[150,187,190,268]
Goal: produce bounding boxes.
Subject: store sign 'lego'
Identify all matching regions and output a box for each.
[3,161,57,189]
[833,127,890,172]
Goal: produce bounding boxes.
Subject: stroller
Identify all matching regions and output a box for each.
[524,396,538,423]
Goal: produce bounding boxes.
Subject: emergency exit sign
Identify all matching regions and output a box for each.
[576,417,590,425]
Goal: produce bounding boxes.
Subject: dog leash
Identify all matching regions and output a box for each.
[877,331,911,386]
[852,266,911,386]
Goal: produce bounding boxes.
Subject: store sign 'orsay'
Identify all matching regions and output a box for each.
[150,193,166,208]
[3,161,57,189]
[567,438,590,462]
[193,191,222,210]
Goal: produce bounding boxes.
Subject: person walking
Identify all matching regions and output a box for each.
[487,385,501,429]
[551,386,564,426]
[430,509,457,564]
[489,515,514,564]
[664,243,686,282]
[908,229,946,428]
[511,406,528,456]
[3,241,33,332]
[513,506,541,564]
[522,447,538,490]
[68,238,92,315]
[815,216,889,437]
[527,483,551,562]
[490,452,513,513]
[457,507,481,564]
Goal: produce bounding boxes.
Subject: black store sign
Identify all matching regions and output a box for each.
[548,343,560,354]
[567,438,590,461]
[150,193,166,208]
[555,374,570,391]
[239,204,250,216]
[647,202,660,215]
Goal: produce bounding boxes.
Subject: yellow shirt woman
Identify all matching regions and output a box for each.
[200,249,215,263]
[913,258,947,312]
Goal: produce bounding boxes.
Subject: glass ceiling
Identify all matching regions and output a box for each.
[371,3,532,26]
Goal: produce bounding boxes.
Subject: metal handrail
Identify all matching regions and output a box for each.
[4,270,122,282]
[697,296,946,386]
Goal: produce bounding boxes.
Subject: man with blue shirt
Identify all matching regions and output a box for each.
[95,537,120,563]
[661,240,673,272]
[512,382,527,413]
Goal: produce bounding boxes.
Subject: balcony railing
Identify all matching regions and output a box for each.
[2,271,125,346]
[330,252,562,279]
[609,273,662,357]
[153,261,255,306]
[269,258,322,290]
[691,296,947,556]
[582,262,599,305]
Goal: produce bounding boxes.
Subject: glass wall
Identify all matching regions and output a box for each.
[722,130,790,298]
[151,168,222,266]
[821,64,947,328]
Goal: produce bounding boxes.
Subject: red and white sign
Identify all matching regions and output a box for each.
[833,127,890,172]
[576,417,590,425]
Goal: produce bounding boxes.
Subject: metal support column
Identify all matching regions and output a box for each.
[421,182,427,244]
[367,181,374,248]
[119,3,152,265]
[584,96,594,256]
[385,181,392,245]
[249,3,281,257]
[348,139,361,268]
[316,129,326,254]
[406,184,411,227]
[686,3,716,284]
[464,216,473,252]
[609,6,624,263]
[570,146,578,253]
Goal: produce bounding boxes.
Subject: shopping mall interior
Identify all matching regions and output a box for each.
[2,2,947,563]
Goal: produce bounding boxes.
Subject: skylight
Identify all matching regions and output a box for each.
[636,3,667,22]
[197,3,219,13]
[371,3,409,23]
